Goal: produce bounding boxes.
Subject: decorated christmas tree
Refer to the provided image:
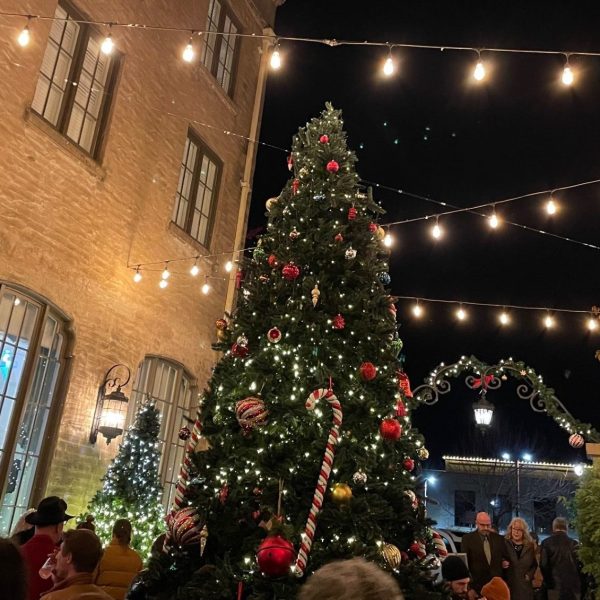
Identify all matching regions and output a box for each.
[87,399,165,558]
[134,104,446,599]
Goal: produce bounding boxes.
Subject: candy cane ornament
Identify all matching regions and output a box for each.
[294,388,343,577]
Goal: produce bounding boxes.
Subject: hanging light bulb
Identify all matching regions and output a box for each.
[383,46,394,76]
[588,317,598,332]
[101,27,114,55]
[561,55,574,86]
[456,306,467,321]
[161,263,170,280]
[190,258,200,277]
[473,51,486,81]
[544,313,555,328]
[225,260,234,273]
[270,43,281,70]
[201,277,211,295]
[133,267,142,283]
[412,301,423,318]
[182,34,195,62]
[499,311,510,326]
[17,19,31,47]
[431,217,443,239]
[159,279,168,289]
[488,206,499,229]
[383,232,393,247]
[546,194,558,215]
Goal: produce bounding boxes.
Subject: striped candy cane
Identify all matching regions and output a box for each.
[294,388,343,577]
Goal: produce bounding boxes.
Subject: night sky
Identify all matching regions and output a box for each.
[248,1,600,465]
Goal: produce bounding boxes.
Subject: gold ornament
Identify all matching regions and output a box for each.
[265,197,279,211]
[376,226,386,240]
[381,543,402,568]
[331,482,353,505]
[311,284,320,307]
[216,328,228,341]
[417,447,429,460]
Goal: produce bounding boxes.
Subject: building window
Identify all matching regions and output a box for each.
[31,3,120,158]
[0,286,69,535]
[130,357,197,508]
[172,131,221,248]
[201,0,240,96]
[454,490,476,527]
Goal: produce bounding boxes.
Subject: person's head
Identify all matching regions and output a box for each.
[112,519,133,546]
[481,576,510,600]
[441,555,470,599]
[506,517,532,545]
[552,517,568,533]
[151,532,167,556]
[0,538,27,600]
[76,515,95,532]
[25,496,73,544]
[298,557,404,600]
[475,512,492,534]
[53,529,103,581]
[10,509,35,536]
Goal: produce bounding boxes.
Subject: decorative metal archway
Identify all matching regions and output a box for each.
[411,355,600,443]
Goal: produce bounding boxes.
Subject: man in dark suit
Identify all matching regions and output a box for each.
[461,511,508,594]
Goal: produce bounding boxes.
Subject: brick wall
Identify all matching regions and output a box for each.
[0,0,276,518]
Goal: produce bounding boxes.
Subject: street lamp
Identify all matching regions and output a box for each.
[473,392,495,429]
[90,364,131,444]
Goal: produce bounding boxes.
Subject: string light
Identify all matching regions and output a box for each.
[159,279,168,289]
[561,55,574,86]
[499,311,510,325]
[546,193,558,215]
[133,267,142,283]
[225,260,234,273]
[431,216,442,239]
[182,33,195,62]
[544,313,555,328]
[588,317,598,332]
[456,306,467,321]
[201,277,211,295]
[190,257,200,276]
[101,27,114,55]
[270,43,281,69]
[488,206,499,229]
[383,230,393,247]
[412,300,423,318]
[383,46,394,76]
[161,263,170,280]
[17,18,31,47]
[473,51,486,81]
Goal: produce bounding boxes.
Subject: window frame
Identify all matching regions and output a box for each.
[172,129,223,249]
[201,0,242,98]
[31,0,121,160]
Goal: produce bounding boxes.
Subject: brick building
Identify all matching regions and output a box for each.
[0,0,279,534]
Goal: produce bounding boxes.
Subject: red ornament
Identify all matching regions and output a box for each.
[348,206,357,221]
[287,154,293,171]
[569,433,585,448]
[292,178,300,195]
[397,370,413,398]
[268,254,279,268]
[215,318,228,331]
[380,417,402,441]
[267,327,282,343]
[219,484,229,505]
[231,343,249,358]
[319,134,329,144]
[256,535,295,577]
[334,232,344,242]
[326,160,340,173]
[400,551,410,563]
[235,269,244,289]
[359,361,377,381]
[332,314,345,330]
[166,507,204,547]
[178,426,191,441]
[368,223,378,233]
[403,458,415,472]
[235,396,268,431]
[396,400,407,417]
[282,262,300,280]
[410,540,427,559]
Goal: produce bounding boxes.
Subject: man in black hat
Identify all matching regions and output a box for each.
[21,496,73,600]
[441,555,472,600]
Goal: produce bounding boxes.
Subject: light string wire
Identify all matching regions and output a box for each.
[4,9,600,59]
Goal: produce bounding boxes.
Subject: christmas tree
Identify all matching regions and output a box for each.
[87,400,165,558]
[134,104,445,599]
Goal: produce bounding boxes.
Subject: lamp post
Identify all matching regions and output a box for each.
[473,391,495,431]
[90,364,131,444]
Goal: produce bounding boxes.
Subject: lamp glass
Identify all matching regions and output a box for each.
[98,390,128,443]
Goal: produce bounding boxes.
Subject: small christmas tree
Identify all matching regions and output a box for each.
[87,399,165,557]
[134,104,445,599]
[575,462,600,593]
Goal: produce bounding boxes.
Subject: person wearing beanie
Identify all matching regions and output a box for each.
[481,576,510,600]
[441,555,471,599]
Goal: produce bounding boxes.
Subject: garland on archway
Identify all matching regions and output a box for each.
[410,355,600,444]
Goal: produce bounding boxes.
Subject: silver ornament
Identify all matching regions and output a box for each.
[345,246,357,260]
[352,470,367,485]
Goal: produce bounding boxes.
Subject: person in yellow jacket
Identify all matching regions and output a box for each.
[95,520,143,600]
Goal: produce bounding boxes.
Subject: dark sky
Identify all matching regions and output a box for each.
[248,0,600,464]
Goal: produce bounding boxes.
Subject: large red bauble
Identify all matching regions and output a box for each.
[348,206,357,221]
[569,433,585,448]
[235,396,268,430]
[368,222,378,233]
[215,318,228,331]
[319,134,329,143]
[231,343,249,358]
[282,262,300,280]
[359,361,377,381]
[326,160,340,173]
[268,254,279,268]
[256,535,295,577]
[380,418,402,441]
[403,458,415,472]
[332,314,345,330]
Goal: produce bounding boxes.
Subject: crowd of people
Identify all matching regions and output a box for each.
[0,499,585,600]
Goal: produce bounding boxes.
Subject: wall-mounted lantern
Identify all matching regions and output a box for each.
[90,364,131,444]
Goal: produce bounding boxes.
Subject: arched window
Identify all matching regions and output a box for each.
[130,356,197,508]
[0,285,71,535]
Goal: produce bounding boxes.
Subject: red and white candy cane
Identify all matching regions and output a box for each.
[172,405,204,511]
[294,388,343,577]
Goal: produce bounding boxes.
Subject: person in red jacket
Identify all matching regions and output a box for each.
[20,496,73,600]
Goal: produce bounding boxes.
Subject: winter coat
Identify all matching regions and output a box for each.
[540,532,581,598]
[504,539,538,600]
[21,533,57,600]
[41,573,113,599]
[95,541,143,600]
